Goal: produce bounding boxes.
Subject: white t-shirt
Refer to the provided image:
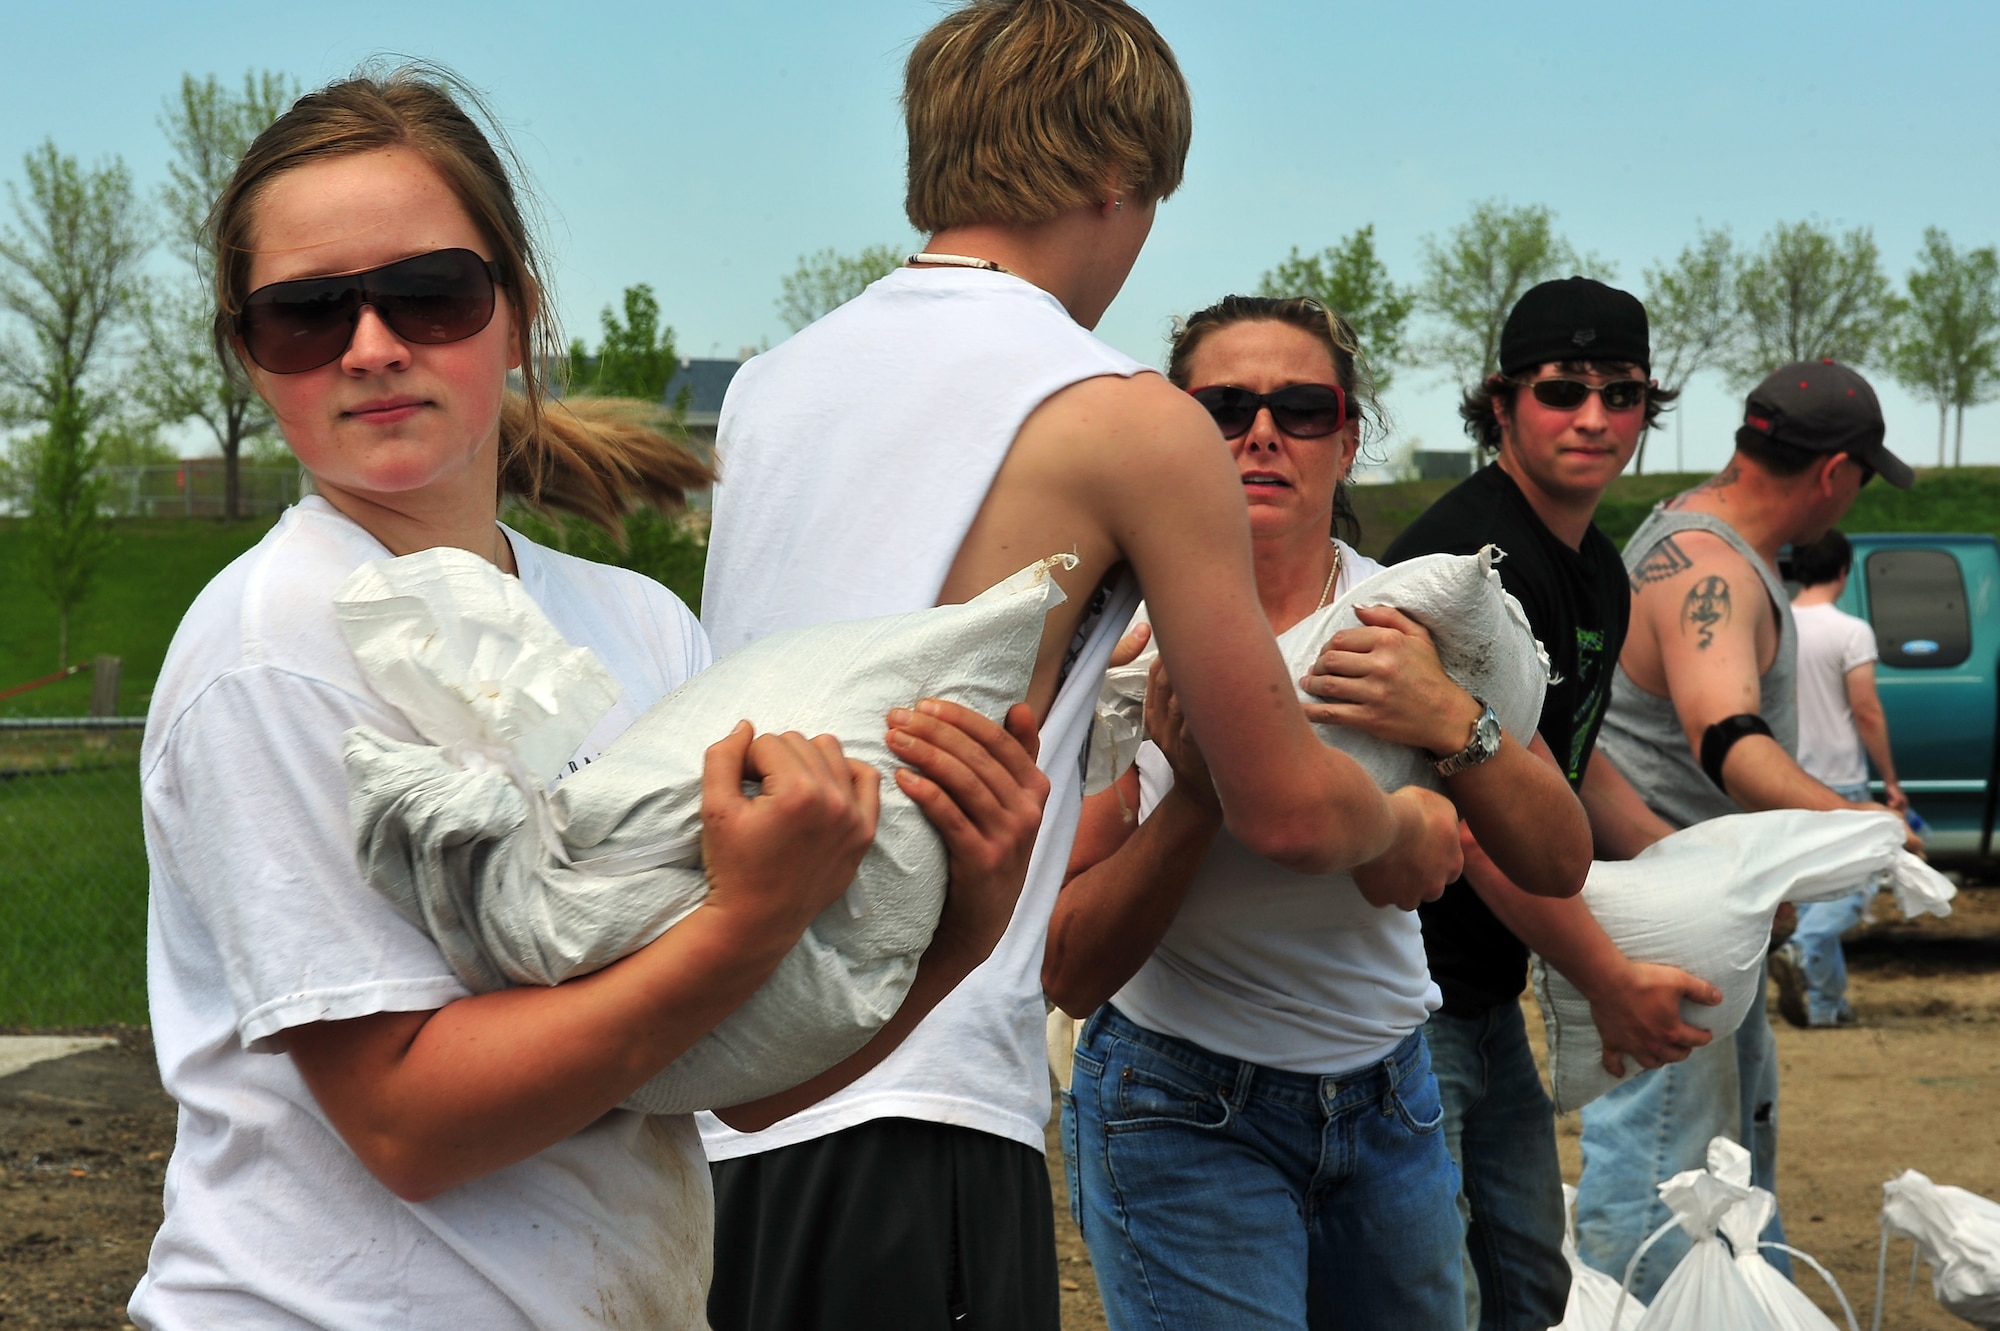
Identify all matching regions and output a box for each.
[1792,599,1879,789]
[1111,544,1444,1074]
[131,497,716,1331]
[698,267,1145,1161]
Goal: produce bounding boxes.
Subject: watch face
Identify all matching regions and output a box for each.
[1473,706,1502,757]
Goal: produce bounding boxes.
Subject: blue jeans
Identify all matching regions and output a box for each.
[1422,1004,1571,1331]
[1573,965,1790,1302]
[1063,1004,1464,1331]
[1791,781,1875,1025]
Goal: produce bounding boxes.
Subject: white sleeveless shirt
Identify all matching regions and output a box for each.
[1111,545,1443,1074]
[700,267,1147,1157]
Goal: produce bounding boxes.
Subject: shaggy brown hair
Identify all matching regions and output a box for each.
[903,0,1191,232]
[1166,294,1381,544]
[209,68,709,533]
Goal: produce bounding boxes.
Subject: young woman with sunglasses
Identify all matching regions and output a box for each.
[1045,296,1588,1330]
[129,71,1045,1330]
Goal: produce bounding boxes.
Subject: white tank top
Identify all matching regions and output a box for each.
[700,266,1147,1158]
[1111,546,1443,1074]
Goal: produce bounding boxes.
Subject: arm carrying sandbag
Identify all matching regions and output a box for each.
[337,548,1071,1114]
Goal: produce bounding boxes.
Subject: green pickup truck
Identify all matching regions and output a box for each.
[1825,534,1999,865]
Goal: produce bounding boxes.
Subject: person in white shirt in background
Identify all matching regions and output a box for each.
[1770,526,1911,1028]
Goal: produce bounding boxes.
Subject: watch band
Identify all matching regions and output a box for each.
[1433,701,1501,777]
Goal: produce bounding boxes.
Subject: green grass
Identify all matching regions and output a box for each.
[0,516,277,717]
[0,760,149,1025]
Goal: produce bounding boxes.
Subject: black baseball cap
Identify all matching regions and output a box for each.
[1742,360,1913,490]
[1498,277,1650,377]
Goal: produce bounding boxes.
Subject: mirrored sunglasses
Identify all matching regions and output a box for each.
[236,248,504,374]
[1518,377,1649,413]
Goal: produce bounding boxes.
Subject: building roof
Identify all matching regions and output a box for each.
[663,358,743,421]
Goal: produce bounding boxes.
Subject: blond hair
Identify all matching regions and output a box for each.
[209,68,710,533]
[903,0,1191,232]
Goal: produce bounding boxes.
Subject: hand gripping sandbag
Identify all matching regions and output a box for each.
[1556,1183,1647,1331]
[1876,1170,2000,1328]
[337,548,1071,1115]
[1708,1138,1859,1331]
[1085,546,1549,796]
[1531,808,1956,1113]
[1612,1168,1772,1330]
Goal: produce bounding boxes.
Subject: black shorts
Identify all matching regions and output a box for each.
[707,1117,1060,1331]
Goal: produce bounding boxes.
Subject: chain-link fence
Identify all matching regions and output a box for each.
[0,718,148,1027]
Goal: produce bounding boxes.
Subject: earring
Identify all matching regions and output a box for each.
[1114,198,1124,211]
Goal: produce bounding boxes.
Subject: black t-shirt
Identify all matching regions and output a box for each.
[1382,463,1631,1016]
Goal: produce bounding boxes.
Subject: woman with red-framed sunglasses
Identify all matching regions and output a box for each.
[1047,295,1588,1330]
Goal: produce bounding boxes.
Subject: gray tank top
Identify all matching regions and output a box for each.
[1597,506,1798,830]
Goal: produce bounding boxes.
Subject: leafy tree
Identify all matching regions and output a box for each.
[0,141,147,426]
[777,244,902,332]
[1641,225,1739,472]
[1415,201,1612,386]
[1890,228,2000,467]
[568,283,684,404]
[1257,226,1415,389]
[20,387,113,668]
[1729,220,1896,385]
[137,72,294,519]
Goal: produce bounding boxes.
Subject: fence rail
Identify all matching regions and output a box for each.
[2,718,148,1026]
[97,462,303,518]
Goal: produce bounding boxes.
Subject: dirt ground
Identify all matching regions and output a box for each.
[3,890,1996,1329]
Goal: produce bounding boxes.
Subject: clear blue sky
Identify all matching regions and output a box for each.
[8,1,1999,476]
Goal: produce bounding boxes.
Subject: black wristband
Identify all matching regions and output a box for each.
[1700,713,1774,791]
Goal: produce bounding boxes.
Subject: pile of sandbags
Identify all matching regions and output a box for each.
[1532,810,1955,1113]
[1087,545,1550,796]
[338,549,1072,1115]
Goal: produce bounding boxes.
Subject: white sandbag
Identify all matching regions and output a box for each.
[1531,808,1956,1113]
[338,549,1069,1115]
[1084,546,1549,797]
[1625,1169,1774,1330]
[1878,1170,2000,1327]
[1708,1138,1857,1331]
[1557,1183,1647,1331]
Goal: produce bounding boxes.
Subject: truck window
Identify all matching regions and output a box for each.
[1863,548,1971,669]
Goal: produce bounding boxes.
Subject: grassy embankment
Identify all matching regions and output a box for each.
[0,508,701,1025]
[1,470,1995,1024]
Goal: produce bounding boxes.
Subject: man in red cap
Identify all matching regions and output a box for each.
[1572,359,1918,1300]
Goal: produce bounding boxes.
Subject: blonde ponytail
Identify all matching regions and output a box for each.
[499,393,714,535]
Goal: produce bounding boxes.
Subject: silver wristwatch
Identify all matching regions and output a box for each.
[1432,701,1502,777]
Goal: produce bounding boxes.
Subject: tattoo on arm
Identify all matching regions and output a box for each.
[1664,462,1740,510]
[1628,536,1694,593]
[1680,576,1731,649]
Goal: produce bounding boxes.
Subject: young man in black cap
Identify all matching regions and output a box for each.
[1371,278,1724,1331]
[1570,359,1918,1300]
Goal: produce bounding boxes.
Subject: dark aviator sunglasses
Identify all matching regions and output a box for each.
[1190,383,1348,440]
[1516,377,1650,413]
[236,247,505,374]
